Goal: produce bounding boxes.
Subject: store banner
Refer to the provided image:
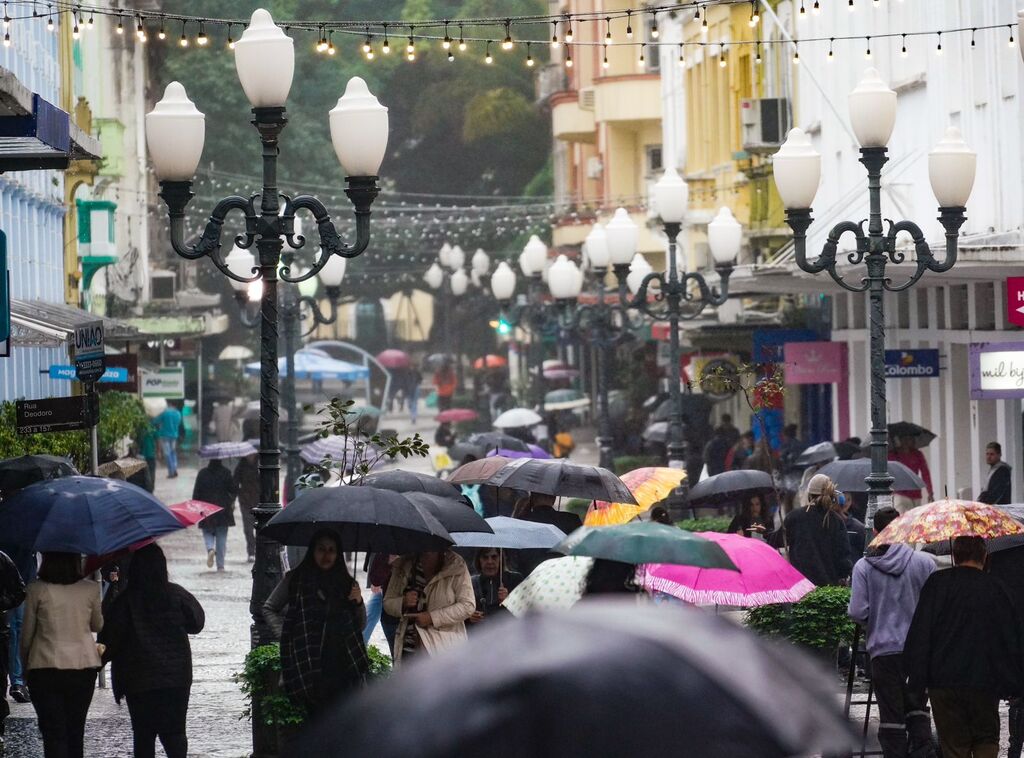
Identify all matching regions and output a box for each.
[753,329,818,365]
[783,341,847,385]
[884,349,940,379]
[969,341,1024,399]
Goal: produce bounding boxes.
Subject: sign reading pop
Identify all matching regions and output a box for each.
[884,350,940,379]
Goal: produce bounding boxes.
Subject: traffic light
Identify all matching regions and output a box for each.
[490,318,512,335]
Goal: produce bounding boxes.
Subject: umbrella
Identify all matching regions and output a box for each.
[472,354,507,370]
[493,408,543,429]
[0,454,78,497]
[361,470,463,500]
[424,353,455,369]
[484,446,552,460]
[640,532,815,607]
[556,523,738,570]
[586,467,687,527]
[376,349,410,369]
[451,516,565,549]
[544,395,589,411]
[688,470,775,507]
[218,345,253,361]
[262,486,452,553]
[486,458,637,505]
[816,459,924,493]
[468,432,530,453]
[350,404,382,418]
[871,499,1024,547]
[297,600,855,758]
[245,350,370,381]
[794,441,837,467]
[198,441,258,460]
[888,421,937,448]
[300,435,379,466]
[501,555,594,616]
[642,421,667,444]
[543,367,580,381]
[96,458,149,479]
[0,476,183,554]
[402,492,492,534]
[435,408,478,424]
[448,456,518,485]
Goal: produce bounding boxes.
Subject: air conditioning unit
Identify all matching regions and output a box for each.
[578,88,595,111]
[740,98,790,152]
[150,270,176,302]
[585,156,603,179]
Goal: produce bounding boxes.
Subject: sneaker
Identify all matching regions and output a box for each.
[9,684,29,703]
[206,549,215,568]
[217,566,225,572]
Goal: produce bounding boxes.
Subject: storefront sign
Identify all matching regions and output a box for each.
[49,364,128,383]
[884,349,940,379]
[969,341,1024,399]
[96,354,139,393]
[1007,278,1024,327]
[73,320,105,383]
[753,329,818,364]
[141,366,185,399]
[15,395,90,435]
[783,341,847,385]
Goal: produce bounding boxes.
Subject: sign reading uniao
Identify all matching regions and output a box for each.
[73,320,105,383]
[884,350,940,379]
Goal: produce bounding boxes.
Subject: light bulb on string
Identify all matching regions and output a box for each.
[447,48,454,62]
[626,10,633,39]
[71,13,79,39]
[86,11,94,30]
[406,27,415,56]
[749,1,759,27]
[458,24,466,50]
[1009,25,1016,48]
[363,28,372,53]
[179,22,188,47]
[934,32,942,56]
[564,15,573,43]
[827,37,834,60]
[3,3,9,28]
[605,17,612,43]
[799,1,807,19]
[754,42,762,64]
[382,25,390,54]
[603,45,609,69]
[197,21,208,46]
[970,29,976,50]
[442,20,451,50]
[651,10,659,38]
[719,43,726,67]
[526,42,534,67]
[701,8,708,35]
[678,44,685,67]
[565,44,573,67]
[550,20,559,48]
[46,6,54,32]
[115,14,123,34]
[812,1,821,13]
[792,43,799,65]
[638,43,646,68]
[157,18,165,40]
[864,36,871,59]
[848,0,855,11]
[502,20,513,50]
[900,33,907,57]
[316,26,327,52]
[485,40,493,64]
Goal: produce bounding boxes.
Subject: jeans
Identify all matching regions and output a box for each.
[408,388,420,423]
[929,688,1000,758]
[8,603,23,686]
[202,526,228,570]
[126,686,190,758]
[362,589,383,645]
[159,438,178,477]
[26,667,97,758]
[870,654,933,758]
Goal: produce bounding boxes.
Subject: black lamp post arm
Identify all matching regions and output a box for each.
[297,293,341,337]
[627,267,732,321]
[278,187,377,283]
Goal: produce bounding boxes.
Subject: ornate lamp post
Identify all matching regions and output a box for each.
[426,243,468,387]
[774,67,975,530]
[145,9,388,649]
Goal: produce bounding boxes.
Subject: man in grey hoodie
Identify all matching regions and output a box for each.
[849,506,936,758]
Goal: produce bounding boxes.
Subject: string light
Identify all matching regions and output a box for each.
[87,10,94,29]
[625,10,633,39]
[179,20,188,47]
[157,18,165,40]
[565,44,573,67]
[227,24,234,49]
[719,43,726,67]
[701,6,709,35]
[406,28,415,61]
[115,14,123,34]
[366,44,375,60]
[447,48,454,62]
[442,20,450,50]
[563,14,573,43]
[458,24,466,51]
[864,35,871,59]
[484,40,493,64]
[1009,24,1016,48]
[71,12,79,39]
[755,41,762,64]
[502,19,513,50]
[605,17,612,44]
[316,26,327,52]
[2,31,8,47]
[792,43,799,64]
[197,21,208,46]
[603,45,609,68]
[799,1,807,19]
[326,31,335,55]
[935,31,942,56]
[650,10,659,39]
[550,20,559,48]
[382,24,390,54]
[638,42,645,68]
[827,37,834,60]
[813,1,821,14]
[970,28,976,50]
[848,0,855,11]
[749,1,759,28]
[526,41,534,67]
[900,33,907,57]
[3,3,10,28]
[46,5,53,31]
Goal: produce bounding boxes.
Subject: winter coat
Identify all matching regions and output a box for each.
[193,461,237,529]
[383,552,474,664]
[99,583,205,702]
[0,550,25,612]
[234,457,260,511]
[783,504,852,587]
[978,461,1012,505]
[848,545,935,658]
[21,579,103,671]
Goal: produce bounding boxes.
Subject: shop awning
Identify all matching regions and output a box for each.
[9,299,138,348]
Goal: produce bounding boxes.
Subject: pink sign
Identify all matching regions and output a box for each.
[783,341,847,385]
[1008,278,1024,327]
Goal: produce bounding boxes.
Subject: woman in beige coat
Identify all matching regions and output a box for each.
[383,549,475,665]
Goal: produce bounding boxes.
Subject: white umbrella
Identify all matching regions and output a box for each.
[493,408,543,429]
[219,345,254,361]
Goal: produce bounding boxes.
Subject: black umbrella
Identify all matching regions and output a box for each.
[361,470,463,500]
[262,487,452,553]
[794,442,837,467]
[486,459,637,505]
[402,492,492,534]
[0,455,78,498]
[448,456,518,485]
[688,470,775,507]
[298,600,855,758]
[642,422,667,444]
[816,459,924,494]
[888,422,936,448]
[468,432,530,453]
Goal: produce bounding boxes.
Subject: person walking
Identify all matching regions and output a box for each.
[0,549,25,752]
[848,506,936,758]
[407,366,423,426]
[233,453,259,563]
[977,441,1012,505]
[383,549,474,666]
[20,553,102,758]
[433,363,457,412]
[905,536,1024,758]
[703,426,732,477]
[138,423,157,493]
[98,545,204,758]
[154,403,183,479]
[724,431,755,471]
[889,435,933,513]
[467,549,522,630]
[263,530,369,715]
[3,542,35,707]
[192,459,237,571]
[783,474,853,587]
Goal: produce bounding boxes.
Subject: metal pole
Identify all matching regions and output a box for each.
[282,287,301,504]
[663,222,686,470]
[88,384,99,474]
[594,272,614,470]
[196,339,203,447]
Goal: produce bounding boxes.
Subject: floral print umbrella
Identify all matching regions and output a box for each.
[871,499,1024,546]
[584,467,686,526]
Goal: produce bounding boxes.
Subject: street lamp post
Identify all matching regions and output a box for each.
[145,9,388,653]
[774,68,975,531]
[426,243,468,386]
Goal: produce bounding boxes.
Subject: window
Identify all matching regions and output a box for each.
[644,16,661,71]
[646,145,663,176]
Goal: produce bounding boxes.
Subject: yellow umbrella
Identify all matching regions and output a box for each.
[584,467,686,527]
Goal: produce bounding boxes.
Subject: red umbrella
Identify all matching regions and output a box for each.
[473,354,507,370]
[436,408,479,423]
[376,349,411,369]
[84,500,223,573]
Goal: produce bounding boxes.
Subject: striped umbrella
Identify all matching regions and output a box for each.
[198,441,258,460]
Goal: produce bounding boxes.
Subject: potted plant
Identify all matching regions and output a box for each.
[745,586,856,665]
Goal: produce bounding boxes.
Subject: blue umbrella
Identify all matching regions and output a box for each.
[452,516,565,549]
[0,476,184,554]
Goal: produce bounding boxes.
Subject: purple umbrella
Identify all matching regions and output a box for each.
[198,441,258,460]
[486,446,552,460]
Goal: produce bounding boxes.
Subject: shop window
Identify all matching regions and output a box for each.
[974,282,996,331]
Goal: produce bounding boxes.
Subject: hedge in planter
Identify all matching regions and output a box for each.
[676,516,733,534]
[744,586,856,651]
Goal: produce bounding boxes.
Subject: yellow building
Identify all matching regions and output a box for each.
[544,0,664,263]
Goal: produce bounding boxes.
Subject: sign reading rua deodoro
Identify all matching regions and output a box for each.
[15,395,91,435]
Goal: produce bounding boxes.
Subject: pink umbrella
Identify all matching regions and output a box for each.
[436,408,478,423]
[376,349,411,369]
[640,532,814,607]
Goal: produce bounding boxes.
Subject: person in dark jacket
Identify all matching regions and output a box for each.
[192,459,237,571]
[99,544,204,758]
[848,507,936,758]
[263,530,368,715]
[702,427,732,477]
[978,441,1012,505]
[905,536,1024,758]
[513,493,582,576]
[0,550,25,751]
[727,495,770,538]
[467,549,522,630]
[783,474,852,587]
[233,454,259,563]
[990,545,1024,758]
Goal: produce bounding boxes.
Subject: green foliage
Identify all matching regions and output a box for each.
[612,456,664,475]
[367,644,393,678]
[745,586,856,651]
[563,498,591,518]
[234,644,307,727]
[676,516,733,533]
[96,392,150,455]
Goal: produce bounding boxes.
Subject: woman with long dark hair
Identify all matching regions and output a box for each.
[263,530,369,714]
[20,552,102,758]
[99,544,204,758]
[727,494,770,538]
